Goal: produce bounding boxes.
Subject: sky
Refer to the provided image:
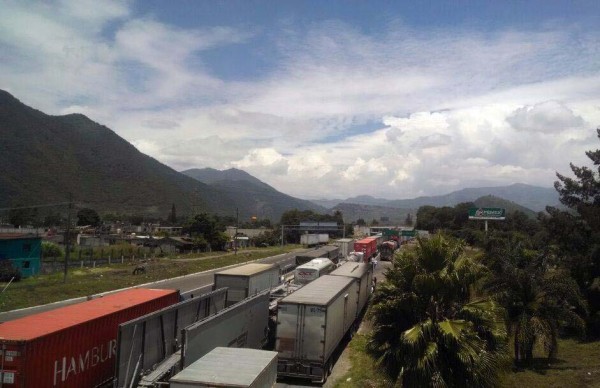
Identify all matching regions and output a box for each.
[1,1,600,200]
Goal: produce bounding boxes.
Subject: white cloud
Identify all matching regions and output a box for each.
[506,101,585,132]
[1,3,600,201]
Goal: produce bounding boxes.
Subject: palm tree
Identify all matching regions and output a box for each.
[482,240,587,364]
[368,234,507,387]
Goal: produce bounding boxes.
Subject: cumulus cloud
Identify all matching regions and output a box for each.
[232,148,290,175]
[506,101,585,132]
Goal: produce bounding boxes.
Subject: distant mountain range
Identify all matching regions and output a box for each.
[331,194,539,224]
[181,168,325,220]
[313,183,560,213]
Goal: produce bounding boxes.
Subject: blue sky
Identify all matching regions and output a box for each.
[1,1,600,200]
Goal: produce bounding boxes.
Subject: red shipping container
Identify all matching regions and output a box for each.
[354,237,378,262]
[0,288,179,388]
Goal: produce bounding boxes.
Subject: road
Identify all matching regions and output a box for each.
[0,247,391,388]
[0,249,303,322]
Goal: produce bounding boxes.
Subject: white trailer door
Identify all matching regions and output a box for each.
[277,304,326,362]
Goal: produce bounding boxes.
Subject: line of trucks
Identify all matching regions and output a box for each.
[0,237,397,387]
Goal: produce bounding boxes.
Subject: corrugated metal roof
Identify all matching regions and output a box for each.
[0,288,177,341]
[280,275,353,305]
[170,347,277,385]
[216,263,276,277]
[331,262,370,279]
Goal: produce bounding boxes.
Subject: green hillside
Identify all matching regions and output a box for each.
[182,168,326,221]
[0,90,234,217]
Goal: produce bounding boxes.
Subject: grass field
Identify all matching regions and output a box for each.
[0,246,298,312]
[334,334,600,388]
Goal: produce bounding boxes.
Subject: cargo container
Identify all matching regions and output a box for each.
[295,245,340,266]
[380,240,398,261]
[334,238,355,259]
[347,251,364,262]
[181,291,270,368]
[214,263,280,307]
[354,237,378,262]
[114,288,227,388]
[276,275,359,383]
[170,347,278,388]
[300,234,319,247]
[0,288,179,388]
[330,262,372,317]
[293,258,335,285]
[320,244,340,262]
[318,233,329,244]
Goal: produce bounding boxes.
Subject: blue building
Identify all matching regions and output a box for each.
[0,233,42,278]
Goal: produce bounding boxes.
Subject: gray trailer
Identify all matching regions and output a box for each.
[169,347,278,388]
[334,238,355,259]
[276,275,359,383]
[181,291,270,368]
[330,262,372,318]
[214,263,280,306]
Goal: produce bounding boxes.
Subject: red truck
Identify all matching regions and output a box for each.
[354,237,378,262]
[0,288,179,388]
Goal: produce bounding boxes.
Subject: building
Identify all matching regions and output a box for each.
[0,233,42,278]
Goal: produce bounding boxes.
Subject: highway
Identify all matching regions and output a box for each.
[0,249,303,322]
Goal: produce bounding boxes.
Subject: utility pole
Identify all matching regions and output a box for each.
[63,193,73,283]
[234,207,238,255]
[280,225,284,248]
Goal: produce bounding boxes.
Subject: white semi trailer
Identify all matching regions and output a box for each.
[213,263,280,307]
[330,261,372,319]
[276,275,360,383]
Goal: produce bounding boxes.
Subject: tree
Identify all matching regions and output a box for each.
[9,205,36,228]
[551,128,600,336]
[76,208,100,226]
[483,240,586,364]
[404,213,413,227]
[356,218,366,226]
[168,203,177,224]
[183,213,229,251]
[368,234,507,386]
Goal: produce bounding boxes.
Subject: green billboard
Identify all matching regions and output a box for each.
[468,207,506,220]
[401,230,417,237]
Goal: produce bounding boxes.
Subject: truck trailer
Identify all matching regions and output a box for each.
[170,347,278,388]
[0,288,179,388]
[276,275,359,383]
[330,261,372,319]
[353,237,378,262]
[213,263,280,306]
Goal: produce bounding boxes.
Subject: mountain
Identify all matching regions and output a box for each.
[317,183,560,212]
[473,195,537,218]
[182,168,326,221]
[386,183,559,212]
[0,90,234,217]
[331,203,414,224]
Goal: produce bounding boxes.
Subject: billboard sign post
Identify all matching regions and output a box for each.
[468,208,506,234]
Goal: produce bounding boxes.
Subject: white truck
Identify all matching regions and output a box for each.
[213,263,280,307]
[293,258,335,285]
[170,347,278,388]
[276,275,359,383]
[330,261,372,318]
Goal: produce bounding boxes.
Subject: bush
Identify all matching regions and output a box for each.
[0,260,21,282]
[42,241,63,258]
